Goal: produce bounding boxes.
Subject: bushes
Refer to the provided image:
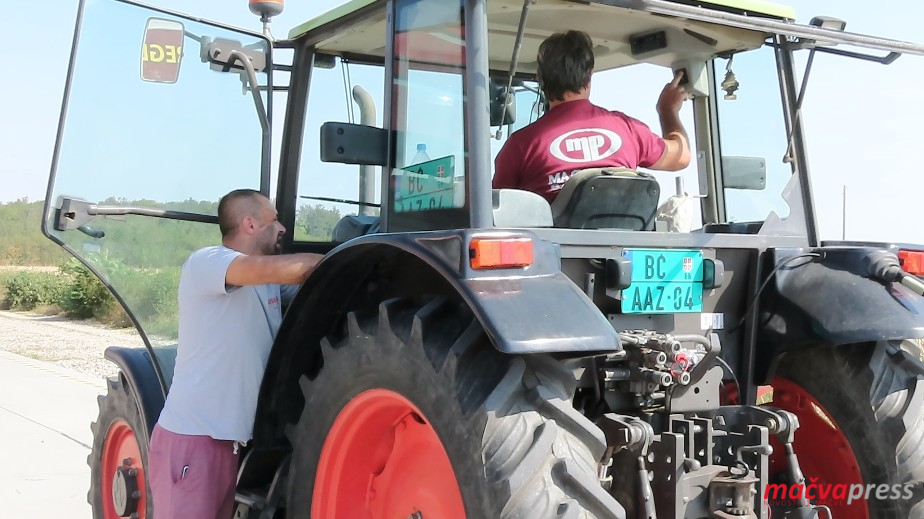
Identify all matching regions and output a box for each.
[1,271,64,311]
[59,259,116,319]
[109,263,180,338]
[0,258,180,338]
[0,261,115,317]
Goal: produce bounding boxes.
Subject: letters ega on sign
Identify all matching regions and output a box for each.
[141,18,185,84]
[621,249,704,314]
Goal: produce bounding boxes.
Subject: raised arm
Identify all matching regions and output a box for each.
[650,71,691,171]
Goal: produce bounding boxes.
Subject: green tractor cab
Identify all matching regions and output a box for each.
[44,0,924,517]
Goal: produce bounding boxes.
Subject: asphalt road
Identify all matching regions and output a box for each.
[0,350,105,518]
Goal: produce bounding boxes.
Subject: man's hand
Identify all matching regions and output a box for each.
[656,70,690,116]
[651,70,692,172]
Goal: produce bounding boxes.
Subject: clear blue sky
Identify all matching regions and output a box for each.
[1,0,922,243]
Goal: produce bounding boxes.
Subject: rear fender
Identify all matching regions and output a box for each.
[254,230,617,443]
[103,346,166,438]
[757,246,924,382]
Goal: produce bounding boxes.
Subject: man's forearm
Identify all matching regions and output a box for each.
[659,111,688,144]
[652,110,692,170]
[227,253,323,286]
[270,253,323,285]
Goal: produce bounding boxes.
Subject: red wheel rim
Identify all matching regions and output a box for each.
[768,376,867,518]
[312,389,465,519]
[100,419,147,519]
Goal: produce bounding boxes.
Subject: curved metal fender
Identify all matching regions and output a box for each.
[103,346,166,437]
[767,246,924,344]
[280,229,617,355]
[255,230,618,442]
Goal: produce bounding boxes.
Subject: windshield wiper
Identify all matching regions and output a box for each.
[495,0,537,140]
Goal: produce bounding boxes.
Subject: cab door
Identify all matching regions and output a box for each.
[43,0,272,381]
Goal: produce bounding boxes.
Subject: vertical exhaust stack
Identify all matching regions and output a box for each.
[249,0,284,39]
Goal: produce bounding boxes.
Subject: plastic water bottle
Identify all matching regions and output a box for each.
[410,143,431,165]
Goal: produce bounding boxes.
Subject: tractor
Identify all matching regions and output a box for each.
[44,0,924,517]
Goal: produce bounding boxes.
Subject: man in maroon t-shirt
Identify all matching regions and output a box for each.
[493,30,691,203]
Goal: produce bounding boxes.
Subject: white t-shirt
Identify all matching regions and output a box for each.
[157,246,282,442]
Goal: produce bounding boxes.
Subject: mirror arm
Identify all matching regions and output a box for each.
[777,42,899,164]
[54,197,218,234]
[227,49,272,193]
[810,46,901,65]
[87,205,218,223]
[780,45,815,164]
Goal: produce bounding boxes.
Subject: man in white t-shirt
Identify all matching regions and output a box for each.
[148,189,323,518]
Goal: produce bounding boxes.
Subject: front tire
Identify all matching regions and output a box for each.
[88,373,153,519]
[772,341,924,517]
[285,297,625,518]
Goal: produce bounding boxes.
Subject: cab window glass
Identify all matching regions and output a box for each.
[295,59,384,242]
[386,0,468,231]
[715,48,791,223]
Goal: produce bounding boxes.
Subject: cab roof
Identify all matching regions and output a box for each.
[286,0,923,74]
[289,0,795,40]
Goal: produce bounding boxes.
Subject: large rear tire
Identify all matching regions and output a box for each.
[285,297,625,518]
[88,372,153,519]
[772,341,924,517]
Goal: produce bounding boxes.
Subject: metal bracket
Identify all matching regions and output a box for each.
[203,38,268,73]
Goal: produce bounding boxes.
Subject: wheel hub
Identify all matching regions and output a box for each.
[101,419,146,519]
[112,459,140,517]
[311,389,465,518]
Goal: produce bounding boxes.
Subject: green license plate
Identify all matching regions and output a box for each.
[395,155,456,212]
[621,249,704,314]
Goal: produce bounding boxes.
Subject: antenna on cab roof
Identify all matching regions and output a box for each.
[249,0,284,39]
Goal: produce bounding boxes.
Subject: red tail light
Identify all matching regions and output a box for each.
[469,238,533,270]
[899,250,924,276]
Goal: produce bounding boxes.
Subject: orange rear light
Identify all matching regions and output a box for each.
[469,238,534,270]
[899,250,924,276]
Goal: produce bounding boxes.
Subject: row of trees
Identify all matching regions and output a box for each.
[0,199,347,268]
[0,199,68,265]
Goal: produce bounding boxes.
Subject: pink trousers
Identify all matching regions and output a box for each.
[148,424,240,519]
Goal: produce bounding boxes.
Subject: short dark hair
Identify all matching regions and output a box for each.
[217,189,263,237]
[537,30,595,102]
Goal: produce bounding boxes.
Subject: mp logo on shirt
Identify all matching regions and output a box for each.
[549,128,622,163]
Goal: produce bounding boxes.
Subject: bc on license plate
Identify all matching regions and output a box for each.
[621,249,704,314]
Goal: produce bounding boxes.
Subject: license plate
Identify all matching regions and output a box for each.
[621,249,704,314]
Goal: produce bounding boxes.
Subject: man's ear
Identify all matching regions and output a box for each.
[240,215,256,234]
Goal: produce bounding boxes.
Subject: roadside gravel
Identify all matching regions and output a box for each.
[0,310,144,380]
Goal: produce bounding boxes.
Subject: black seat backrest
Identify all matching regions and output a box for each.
[550,168,660,230]
[331,215,380,244]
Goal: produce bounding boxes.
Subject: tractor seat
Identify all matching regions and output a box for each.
[550,168,660,230]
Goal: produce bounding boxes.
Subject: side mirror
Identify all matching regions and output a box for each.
[490,79,516,127]
[141,18,185,84]
[722,156,766,190]
[320,122,388,166]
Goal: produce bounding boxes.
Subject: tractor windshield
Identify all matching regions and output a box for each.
[44,0,270,357]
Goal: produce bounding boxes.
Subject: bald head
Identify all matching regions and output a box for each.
[218,189,266,238]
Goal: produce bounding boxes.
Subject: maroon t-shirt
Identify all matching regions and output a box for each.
[493,99,666,202]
